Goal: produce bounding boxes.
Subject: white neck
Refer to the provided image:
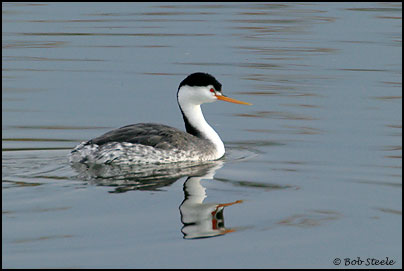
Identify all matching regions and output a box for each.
[179,102,225,159]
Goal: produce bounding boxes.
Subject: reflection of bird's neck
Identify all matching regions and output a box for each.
[181,161,224,204]
[183,177,206,204]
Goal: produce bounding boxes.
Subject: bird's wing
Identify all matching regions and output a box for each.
[87,123,201,150]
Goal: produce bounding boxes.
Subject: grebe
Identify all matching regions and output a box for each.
[69,72,251,165]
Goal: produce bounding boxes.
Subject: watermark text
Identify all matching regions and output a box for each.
[333,257,396,266]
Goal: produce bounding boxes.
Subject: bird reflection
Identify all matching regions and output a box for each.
[179,161,243,239]
[71,160,221,193]
[71,159,243,238]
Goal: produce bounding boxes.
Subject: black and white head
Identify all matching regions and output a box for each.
[177,72,251,107]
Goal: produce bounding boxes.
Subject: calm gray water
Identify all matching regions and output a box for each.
[2,2,402,269]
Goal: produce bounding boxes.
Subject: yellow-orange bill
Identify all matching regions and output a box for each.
[215,94,252,105]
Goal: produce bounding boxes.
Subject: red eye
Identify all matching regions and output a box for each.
[210,88,215,93]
